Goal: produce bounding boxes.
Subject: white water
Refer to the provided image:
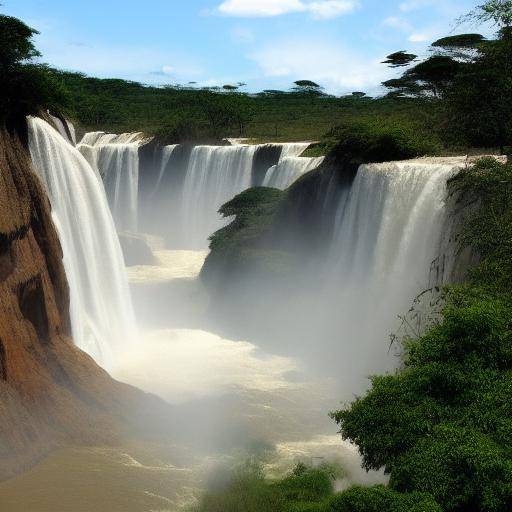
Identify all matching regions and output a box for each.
[153,144,179,195]
[49,114,77,146]
[28,117,137,368]
[263,156,324,189]
[78,132,144,232]
[324,158,464,376]
[181,145,258,248]
[278,142,311,161]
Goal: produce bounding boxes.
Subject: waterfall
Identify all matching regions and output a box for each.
[78,132,144,232]
[49,114,77,146]
[154,145,179,195]
[181,145,258,249]
[263,156,324,189]
[28,117,137,368]
[278,142,310,161]
[325,158,465,374]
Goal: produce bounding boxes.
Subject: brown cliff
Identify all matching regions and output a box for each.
[0,127,171,481]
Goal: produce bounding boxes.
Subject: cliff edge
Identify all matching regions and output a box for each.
[0,127,170,480]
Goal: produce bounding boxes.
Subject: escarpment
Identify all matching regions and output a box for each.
[0,127,172,481]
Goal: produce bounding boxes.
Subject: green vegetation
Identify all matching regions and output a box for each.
[381,1,512,153]
[193,461,441,512]
[330,157,512,512]
[201,187,295,285]
[324,118,442,164]
[193,461,337,512]
[0,15,68,129]
[55,68,443,146]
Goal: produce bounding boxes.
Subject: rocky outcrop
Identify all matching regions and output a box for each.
[0,127,171,481]
[251,144,283,187]
[118,232,155,266]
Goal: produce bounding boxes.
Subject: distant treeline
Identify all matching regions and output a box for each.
[3,6,510,155]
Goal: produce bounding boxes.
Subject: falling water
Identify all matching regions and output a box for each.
[181,145,258,248]
[78,132,145,232]
[153,145,179,195]
[28,117,137,368]
[49,114,77,146]
[263,156,324,189]
[324,158,465,376]
[278,142,311,161]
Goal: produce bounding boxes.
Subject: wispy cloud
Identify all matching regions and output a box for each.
[216,0,359,19]
[382,16,413,32]
[249,38,392,94]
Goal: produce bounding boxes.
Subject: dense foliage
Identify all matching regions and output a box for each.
[54,68,444,146]
[201,187,294,286]
[193,462,336,512]
[324,118,441,164]
[0,15,68,129]
[381,1,512,152]
[331,158,512,512]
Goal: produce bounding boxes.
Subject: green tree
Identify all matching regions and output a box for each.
[292,80,324,95]
[382,51,417,67]
[331,158,512,512]
[0,14,68,126]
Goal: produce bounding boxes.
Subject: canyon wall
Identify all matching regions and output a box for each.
[0,127,170,481]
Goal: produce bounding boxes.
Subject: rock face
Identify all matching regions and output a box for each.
[118,232,156,266]
[0,127,170,481]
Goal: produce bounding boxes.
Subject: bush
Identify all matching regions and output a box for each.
[326,119,442,164]
[193,463,335,512]
[331,158,512,512]
[0,15,69,125]
[328,486,441,512]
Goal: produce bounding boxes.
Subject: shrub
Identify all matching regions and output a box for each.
[326,119,441,164]
[331,158,512,512]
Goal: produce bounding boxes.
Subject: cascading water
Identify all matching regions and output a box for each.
[153,145,179,195]
[28,117,137,368]
[49,114,77,146]
[278,142,310,161]
[180,145,258,249]
[263,156,324,189]
[78,132,144,232]
[324,158,465,377]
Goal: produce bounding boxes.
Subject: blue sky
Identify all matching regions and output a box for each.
[4,0,489,95]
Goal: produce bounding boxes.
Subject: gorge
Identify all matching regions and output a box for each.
[0,111,494,512]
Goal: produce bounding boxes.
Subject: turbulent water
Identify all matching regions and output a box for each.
[78,132,145,232]
[263,156,324,189]
[28,118,137,367]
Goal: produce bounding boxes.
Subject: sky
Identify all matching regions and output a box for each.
[4,0,489,95]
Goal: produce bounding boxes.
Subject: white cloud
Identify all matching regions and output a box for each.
[162,65,175,74]
[408,32,430,42]
[217,0,359,19]
[231,26,255,43]
[307,1,360,19]
[382,16,413,32]
[249,38,392,94]
[399,0,435,12]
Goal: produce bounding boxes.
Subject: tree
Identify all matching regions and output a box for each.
[467,0,512,27]
[0,14,68,126]
[431,33,486,61]
[222,84,239,92]
[445,2,512,152]
[292,80,324,95]
[332,158,512,512]
[447,32,512,152]
[382,51,417,68]
[0,15,40,72]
